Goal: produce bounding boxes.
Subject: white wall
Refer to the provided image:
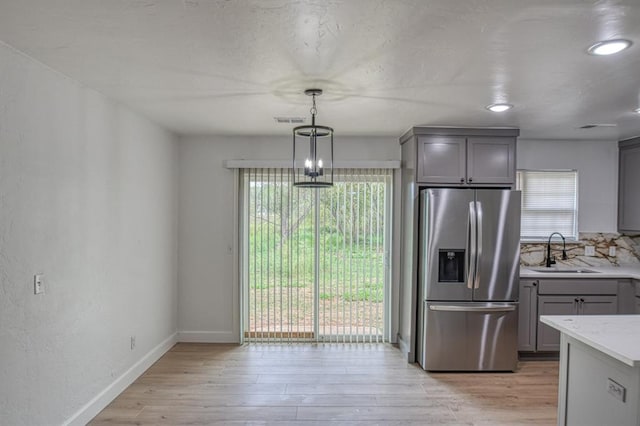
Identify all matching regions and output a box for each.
[0,42,178,425]
[177,135,400,342]
[517,139,619,233]
[176,136,619,349]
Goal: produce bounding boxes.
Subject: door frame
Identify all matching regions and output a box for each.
[238,167,395,343]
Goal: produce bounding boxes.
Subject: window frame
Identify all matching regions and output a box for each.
[516,169,579,242]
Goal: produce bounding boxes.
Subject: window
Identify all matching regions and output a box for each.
[516,170,578,240]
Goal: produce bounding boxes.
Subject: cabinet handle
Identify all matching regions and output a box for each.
[574,298,579,303]
[580,298,585,303]
[460,177,465,183]
[468,177,473,182]
[532,281,537,286]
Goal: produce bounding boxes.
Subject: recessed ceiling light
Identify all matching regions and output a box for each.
[587,39,632,56]
[579,123,617,129]
[486,103,513,113]
[634,108,640,114]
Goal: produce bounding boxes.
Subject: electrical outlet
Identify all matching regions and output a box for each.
[585,246,596,256]
[130,336,136,350]
[34,274,44,294]
[607,378,626,402]
[609,246,617,257]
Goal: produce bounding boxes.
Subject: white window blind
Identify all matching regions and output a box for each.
[516,170,578,240]
[242,168,391,343]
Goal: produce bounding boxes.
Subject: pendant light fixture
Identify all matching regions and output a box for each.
[292,89,333,188]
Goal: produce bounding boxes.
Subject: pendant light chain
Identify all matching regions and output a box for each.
[310,93,317,126]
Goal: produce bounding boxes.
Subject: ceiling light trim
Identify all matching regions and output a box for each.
[579,123,617,129]
[486,103,513,113]
[587,39,633,56]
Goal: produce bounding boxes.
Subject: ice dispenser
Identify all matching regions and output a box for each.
[438,249,465,282]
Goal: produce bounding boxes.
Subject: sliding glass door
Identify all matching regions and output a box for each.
[241,168,391,343]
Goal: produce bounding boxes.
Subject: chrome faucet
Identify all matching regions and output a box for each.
[546,232,568,267]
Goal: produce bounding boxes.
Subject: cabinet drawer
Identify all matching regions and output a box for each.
[537,279,617,295]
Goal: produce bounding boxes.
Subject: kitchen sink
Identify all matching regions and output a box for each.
[529,267,600,273]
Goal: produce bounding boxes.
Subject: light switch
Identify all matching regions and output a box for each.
[34,274,44,294]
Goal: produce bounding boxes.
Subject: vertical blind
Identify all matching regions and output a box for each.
[516,170,578,239]
[243,168,391,343]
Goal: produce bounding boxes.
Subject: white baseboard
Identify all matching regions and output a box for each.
[177,330,238,343]
[63,332,177,426]
[397,334,415,363]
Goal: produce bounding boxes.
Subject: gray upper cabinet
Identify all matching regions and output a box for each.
[467,137,516,184]
[401,127,519,186]
[619,137,640,232]
[635,280,640,314]
[417,136,466,184]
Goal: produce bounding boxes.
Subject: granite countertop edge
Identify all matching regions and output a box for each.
[520,265,640,280]
[540,315,640,367]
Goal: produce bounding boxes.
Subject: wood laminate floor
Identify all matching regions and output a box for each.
[90,343,558,425]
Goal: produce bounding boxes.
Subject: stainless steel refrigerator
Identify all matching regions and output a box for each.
[416,188,521,371]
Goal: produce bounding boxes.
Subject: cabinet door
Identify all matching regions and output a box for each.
[537,296,577,351]
[619,140,640,232]
[518,280,538,351]
[417,136,466,184]
[467,137,516,185]
[636,297,640,314]
[579,296,617,315]
[617,280,635,314]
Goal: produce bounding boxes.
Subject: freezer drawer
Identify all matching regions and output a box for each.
[422,302,518,371]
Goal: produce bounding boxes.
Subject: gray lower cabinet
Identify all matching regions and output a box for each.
[537,295,617,351]
[536,296,578,351]
[518,280,538,351]
[518,278,618,353]
[618,279,636,314]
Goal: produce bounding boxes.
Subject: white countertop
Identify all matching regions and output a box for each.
[520,265,640,279]
[540,315,640,367]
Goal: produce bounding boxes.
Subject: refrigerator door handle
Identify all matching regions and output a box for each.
[429,305,516,313]
[474,201,483,289]
[467,201,477,289]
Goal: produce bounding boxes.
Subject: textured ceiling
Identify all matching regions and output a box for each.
[0,0,640,140]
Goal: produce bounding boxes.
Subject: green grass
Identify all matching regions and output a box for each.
[247,180,386,301]
[319,292,333,300]
[342,283,384,302]
[248,224,384,290]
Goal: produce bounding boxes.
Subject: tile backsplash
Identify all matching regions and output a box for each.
[520,233,640,267]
